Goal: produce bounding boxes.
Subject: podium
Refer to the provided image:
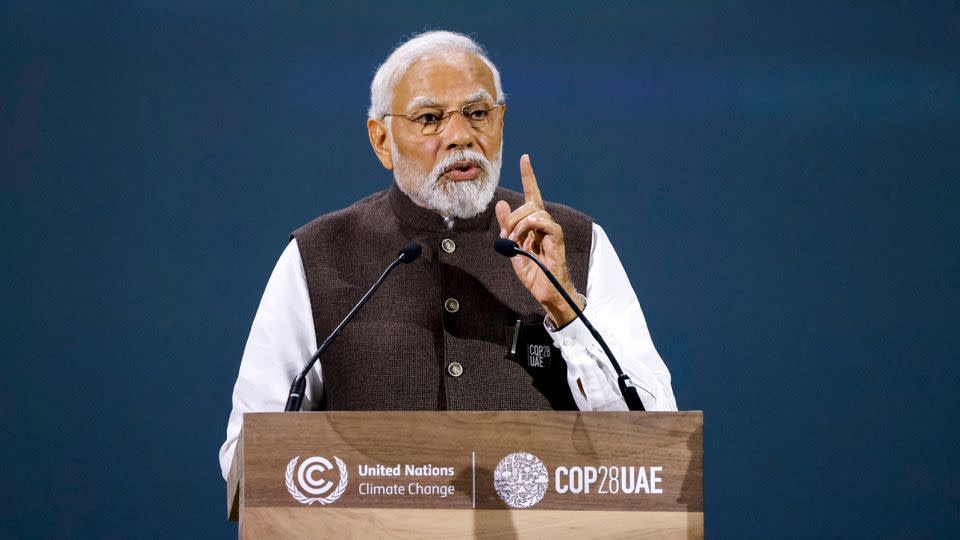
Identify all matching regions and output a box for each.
[227,411,703,538]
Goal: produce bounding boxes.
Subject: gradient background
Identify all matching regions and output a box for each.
[2,2,958,538]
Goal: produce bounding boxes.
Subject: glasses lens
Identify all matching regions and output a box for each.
[420,105,499,135]
[467,104,492,130]
[422,120,440,135]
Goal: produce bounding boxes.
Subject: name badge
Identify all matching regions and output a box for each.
[507,319,559,369]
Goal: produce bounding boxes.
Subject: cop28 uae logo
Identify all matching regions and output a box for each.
[284,456,348,505]
[493,452,549,509]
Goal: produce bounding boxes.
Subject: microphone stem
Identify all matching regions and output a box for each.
[284,254,405,412]
[516,250,646,411]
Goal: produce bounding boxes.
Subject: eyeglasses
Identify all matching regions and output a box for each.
[383,102,504,136]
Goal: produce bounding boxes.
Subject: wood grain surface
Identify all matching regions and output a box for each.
[242,508,704,539]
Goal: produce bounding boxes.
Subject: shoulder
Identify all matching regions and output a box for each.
[290,189,391,242]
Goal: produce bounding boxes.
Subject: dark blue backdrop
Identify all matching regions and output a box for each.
[3,2,958,538]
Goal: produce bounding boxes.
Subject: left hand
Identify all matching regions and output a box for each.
[495,154,585,327]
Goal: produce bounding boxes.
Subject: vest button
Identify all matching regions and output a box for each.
[447,362,464,377]
[441,238,456,253]
[444,298,460,313]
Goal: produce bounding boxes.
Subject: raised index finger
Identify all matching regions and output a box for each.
[520,153,544,208]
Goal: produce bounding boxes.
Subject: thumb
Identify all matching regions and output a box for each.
[495,200,511,235]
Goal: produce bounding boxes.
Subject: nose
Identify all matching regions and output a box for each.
[442,111,475,151]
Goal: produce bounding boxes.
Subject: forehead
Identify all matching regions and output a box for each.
[392,51,496,109]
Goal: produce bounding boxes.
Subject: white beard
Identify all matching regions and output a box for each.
[391,141,502,219]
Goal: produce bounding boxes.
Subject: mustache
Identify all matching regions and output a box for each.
[432,150,490,180]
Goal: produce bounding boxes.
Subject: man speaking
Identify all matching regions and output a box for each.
[219,31,677,480]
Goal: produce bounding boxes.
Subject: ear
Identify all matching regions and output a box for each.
[367,118,393,170]
[499,103,506,129]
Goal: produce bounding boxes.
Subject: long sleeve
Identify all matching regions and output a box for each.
[218,239,319,480]
[548,223,678,411]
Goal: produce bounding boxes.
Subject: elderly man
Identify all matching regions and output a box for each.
[219,31,676,480]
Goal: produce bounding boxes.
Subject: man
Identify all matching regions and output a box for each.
[219,31,676,480]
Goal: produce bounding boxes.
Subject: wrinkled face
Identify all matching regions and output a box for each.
[368,51,505,218]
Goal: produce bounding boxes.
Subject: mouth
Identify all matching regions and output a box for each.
[440,160,483,182]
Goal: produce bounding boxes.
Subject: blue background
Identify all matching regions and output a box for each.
[2,1,958,538]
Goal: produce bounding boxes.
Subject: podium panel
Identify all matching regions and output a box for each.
[228,411,703,539]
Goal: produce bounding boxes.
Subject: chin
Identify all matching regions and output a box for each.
[436,175,498,218]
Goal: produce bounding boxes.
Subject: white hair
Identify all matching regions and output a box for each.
[368,30,504,119]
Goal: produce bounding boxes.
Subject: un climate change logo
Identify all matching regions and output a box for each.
[284,456,348,505]
[493,452,549,509]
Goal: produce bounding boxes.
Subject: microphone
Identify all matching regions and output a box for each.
[283,242,422,411]
[494,238,646,411]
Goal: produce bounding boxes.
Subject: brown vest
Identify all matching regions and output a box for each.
[292,183,593,411]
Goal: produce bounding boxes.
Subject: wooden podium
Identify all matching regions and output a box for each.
[227,411,703,539]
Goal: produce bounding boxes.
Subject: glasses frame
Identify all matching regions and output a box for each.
[383,102,505,136]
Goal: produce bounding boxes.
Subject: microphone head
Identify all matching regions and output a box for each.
[398,242,422,263]
[494,238,520,257]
